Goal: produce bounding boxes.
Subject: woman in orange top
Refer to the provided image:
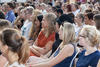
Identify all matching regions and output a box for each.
[30,13,56,57]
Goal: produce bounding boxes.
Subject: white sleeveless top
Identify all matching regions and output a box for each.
[5,62,25,67]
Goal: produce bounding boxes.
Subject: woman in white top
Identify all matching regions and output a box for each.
[0,28,30,67]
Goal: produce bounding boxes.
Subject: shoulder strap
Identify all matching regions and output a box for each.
[69,43,79,67]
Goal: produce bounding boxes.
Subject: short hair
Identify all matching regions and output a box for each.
[85,9,92,13]
[80,25,100,47]
[0,19,11,31]
[59,14,74,24]
[7,2,15,9]
[85,12,94,20]
[56,8,63,15]
[25,6,34,15]
[0,11,5,19]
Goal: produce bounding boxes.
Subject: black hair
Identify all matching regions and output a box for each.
[86,12,94,20]
[56,18,62,26]
[59,14,75,24]
[48,2,52,6]
[56,8,63,15]
[7,2,15,9]
[37,14,43,22]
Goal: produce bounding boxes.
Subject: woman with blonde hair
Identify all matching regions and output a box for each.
[29,9,42,43]
[76,25,100,67]
[27,22,77,67]
[0,28,30,67]
[30,13,56,57]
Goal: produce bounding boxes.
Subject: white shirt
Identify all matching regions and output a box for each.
[5,62,25,67]
[21,20,32,40]
[73,9,80,16]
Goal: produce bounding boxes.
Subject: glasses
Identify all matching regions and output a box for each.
[79,35,87,38]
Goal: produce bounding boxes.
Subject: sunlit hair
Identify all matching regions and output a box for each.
[0,28,30,64]
[44,13,56,37]
[80,25,100,47]
[61,22,76,46]
[25,6,34,15]
[29,9,42,41]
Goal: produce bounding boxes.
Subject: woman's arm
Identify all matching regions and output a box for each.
[30,44,74,67]
[32,41,54,55]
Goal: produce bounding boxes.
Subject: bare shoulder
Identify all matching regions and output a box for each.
[64,44,74,50]
[62,44,74,56]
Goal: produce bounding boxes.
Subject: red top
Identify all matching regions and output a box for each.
[30,30,55,56]
[37,31,55,47]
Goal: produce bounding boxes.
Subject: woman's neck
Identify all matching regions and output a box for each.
[7,51,19,65]
[84,46,97,56]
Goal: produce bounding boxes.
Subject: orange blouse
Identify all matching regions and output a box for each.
[30,31,55,56]
[37,31,55,47]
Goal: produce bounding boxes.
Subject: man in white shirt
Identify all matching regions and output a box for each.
[71,3,80,16]
[21,6,34,40]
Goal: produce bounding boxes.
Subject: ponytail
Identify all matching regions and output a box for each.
[18,36,30,64]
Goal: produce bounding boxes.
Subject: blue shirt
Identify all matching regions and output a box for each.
[53,44,76,67]
[76,50,100,67]
[6,10,16,23]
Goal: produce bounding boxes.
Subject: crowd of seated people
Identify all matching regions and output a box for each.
[0,0,100,67]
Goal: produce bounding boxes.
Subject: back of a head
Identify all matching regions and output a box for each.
[56,8,63,15]
[0,19,11,31]
[0,28,30,64]
[86,12,94,20]
[59,14,74,24]
[62,22,75,45]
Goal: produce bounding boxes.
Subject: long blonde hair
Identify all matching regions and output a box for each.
[44,13,56,37]
[29,9,42,41]
[61,22,76,46]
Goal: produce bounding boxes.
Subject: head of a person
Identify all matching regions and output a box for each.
[0,19,11,31]
[84,12,94,25]
[79,25,100,48]
[2,3,8,13]
[0,10,5,19]
[75,13,84,24]
[59,14,75,24]
[59,22,75,45]
[55,1,62,7]
[55,8,63,17]
[20,8,26,20]
[42,13,56,37]
[6,2,15,11]
[0,28,30,64]
[93,14,100,30]
[25,6,34,20]
[30,9,41,24]
[66,4,72,12]
[71,3,79,11]
[85,9,92,13]
[17,6,24,15]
